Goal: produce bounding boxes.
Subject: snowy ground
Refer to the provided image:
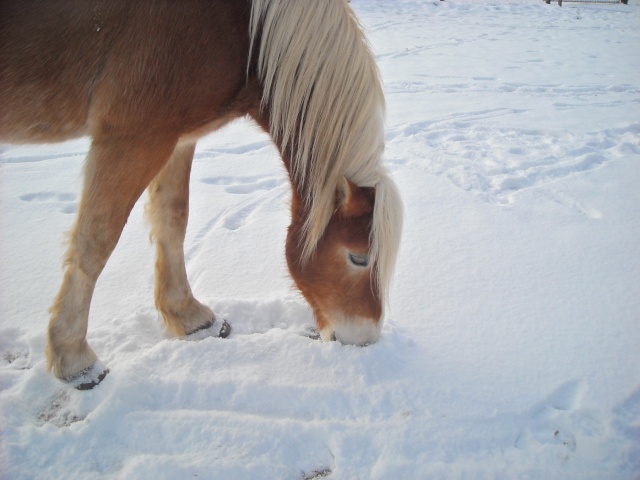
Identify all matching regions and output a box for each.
[1,1,639,478]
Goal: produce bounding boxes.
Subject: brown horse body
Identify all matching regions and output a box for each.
[0,0,402,387]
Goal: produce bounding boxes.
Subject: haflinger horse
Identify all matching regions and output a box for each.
[0,0,402,389]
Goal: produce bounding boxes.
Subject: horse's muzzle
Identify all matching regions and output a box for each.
[319,314,382,346]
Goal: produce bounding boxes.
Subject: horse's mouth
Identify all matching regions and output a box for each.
[319,314,382,346]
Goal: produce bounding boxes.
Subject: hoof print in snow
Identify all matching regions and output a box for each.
[3,351,20,363]
[553,429,577,450]
[37,390,84,427]
[515,381,583,453]
[66,362,109,391]
[3,350,31,370]
[302,468,332,480]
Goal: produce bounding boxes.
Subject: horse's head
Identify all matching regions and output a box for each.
[248,0,402,346]
[287,178,382,345]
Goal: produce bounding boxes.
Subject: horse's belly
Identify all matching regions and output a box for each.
[0,0,117,144]
[0,49,96,144]
[0,93,90,144]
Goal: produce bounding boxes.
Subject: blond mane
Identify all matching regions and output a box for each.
[249,0,402,304]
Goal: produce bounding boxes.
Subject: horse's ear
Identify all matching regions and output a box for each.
[336,176,353,209]
[336,177,374,218]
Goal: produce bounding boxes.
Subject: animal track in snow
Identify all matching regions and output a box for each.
[540,380,584,412]
[368,19,404,33]
[614,387,640,439]
[201,175,284,195]
[20,192,75,202]
[195,140,271,159]
[514,380,586,455]
[201,175,286,231]
[387,114,637,207]
[612,386,640,472]
[385,79,640,99]
[209,297,314,337]
[185,173,287,264]
[36,389,84,428]
[225,178,282,195]
[3,350,31,370]
[20,191,77,214]
[223,200,261,231]
[0,330,33,371]
[545,189,602,220]
[1,151,85,164]
[302,468,333,480]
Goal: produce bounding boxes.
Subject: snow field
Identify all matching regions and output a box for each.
[1,1,640,478]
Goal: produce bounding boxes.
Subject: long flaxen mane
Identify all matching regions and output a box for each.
[249,0,403,304]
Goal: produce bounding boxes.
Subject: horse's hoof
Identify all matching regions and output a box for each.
[75,369,109,390]
[186,318,214,336]
[302,327,321,340]
[218,319,231,339]
[186,317,231,339]
[65,361,109,390]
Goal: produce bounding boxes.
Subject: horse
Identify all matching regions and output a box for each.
[0,0,403,389]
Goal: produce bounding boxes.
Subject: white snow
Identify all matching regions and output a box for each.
[1,1,639,478]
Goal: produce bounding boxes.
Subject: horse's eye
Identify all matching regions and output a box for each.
[348,253,369,267]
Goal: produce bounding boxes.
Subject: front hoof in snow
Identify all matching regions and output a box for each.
[186,317,231,340]
[301,327,321,340]
[218,319,231,339]
[65,361,109,390]
[185,317,214,336]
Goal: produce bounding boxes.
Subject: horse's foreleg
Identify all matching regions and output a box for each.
[146,142,215,337]
[46,136,177,384]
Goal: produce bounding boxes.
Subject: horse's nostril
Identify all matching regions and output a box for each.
[330,332,337,341]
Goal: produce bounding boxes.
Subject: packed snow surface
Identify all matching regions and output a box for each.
[1,1,639,478]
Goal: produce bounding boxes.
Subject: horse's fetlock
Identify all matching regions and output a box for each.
[45,337,98,381]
